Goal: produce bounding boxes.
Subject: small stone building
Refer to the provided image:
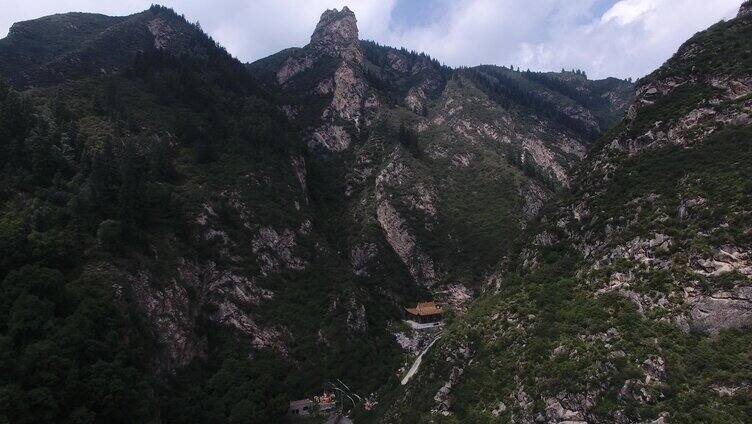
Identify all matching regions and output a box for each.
[288,399,314,417]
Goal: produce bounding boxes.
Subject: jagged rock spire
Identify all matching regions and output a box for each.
[310,6,359,57]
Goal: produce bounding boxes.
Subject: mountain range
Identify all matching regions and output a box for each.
[0,2,750,423]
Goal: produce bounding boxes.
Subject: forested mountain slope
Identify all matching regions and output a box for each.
[376,3,752,423]
[0,3,643,423]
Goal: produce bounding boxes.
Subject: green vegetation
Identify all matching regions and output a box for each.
[466,66,603,141]
[376,246,752,423]
[641,10,752,84]
[0,8,303,419]
[2,2,748,423]
[372,8,752,421]
[582,126,752,250]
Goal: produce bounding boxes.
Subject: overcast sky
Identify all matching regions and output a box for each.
[1,0,744,79]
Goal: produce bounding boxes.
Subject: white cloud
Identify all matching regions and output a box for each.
[0,0,745,79]
[602,0,661,25]
[372,0,742,79]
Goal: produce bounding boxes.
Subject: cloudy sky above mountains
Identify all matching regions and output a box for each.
[1,0,743,79]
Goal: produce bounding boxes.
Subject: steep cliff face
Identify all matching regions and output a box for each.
[377,4,752,423]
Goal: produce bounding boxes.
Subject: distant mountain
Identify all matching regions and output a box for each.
[377,2,752,423]
[0,6,237,89]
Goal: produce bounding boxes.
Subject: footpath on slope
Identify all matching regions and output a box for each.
[401,335,441,385]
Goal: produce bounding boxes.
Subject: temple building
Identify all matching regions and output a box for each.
[404,302,443,324]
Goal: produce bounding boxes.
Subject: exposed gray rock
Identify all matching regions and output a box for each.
[277,55,314,85]
[432,344,471,416]
[691,245,752,277]
[251,226,306,276]
[491,401,507,417]
[374,150,440,286]
[394,324,442,366]
[127,259,281,371]
[544,396,587,423]
[345,298,368,334]
[376,199,437,287]
[147,18,174,49]
[521,180,551,222]
[309,124,351,151]
[711,383,750,397]
[686,285,752,335]
[443,283,473,310]
[310,7,360,60]
[740,1,752,18]
[291,155,308,194]
[619,355,666,404]
[129,269,202,370]
[677,196,706,221]
[324,62,370,126]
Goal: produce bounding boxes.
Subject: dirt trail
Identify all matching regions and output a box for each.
[401,336,440,385]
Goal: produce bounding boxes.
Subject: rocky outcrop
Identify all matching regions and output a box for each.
[251,226,306,276]
[619,356,667,404]
[147,17,175,49]
[278,6,361,77]
[329,296,368,334]
[177,260,280,351]
[521,136,571,186]
[277,55,313,85]
[520,180,551,222]
[374,149,441,286]
[129,269,203,370]
[739,1,752,18]
[309,124,351,151]
[686,285,752,335]
[310,7,360,60]
[324,63,371,126]
[127,258,282,371]
[376,199,437,287]
[677,196,706,221]
[427,75,592,189]
[691,245,752,277]
[602,12,752,158]
[275,7,375,152]
[432,344,472,416]
[345,298,368,334]
[291,155,307,195]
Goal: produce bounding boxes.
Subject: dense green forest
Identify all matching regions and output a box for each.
[0,8,294,419]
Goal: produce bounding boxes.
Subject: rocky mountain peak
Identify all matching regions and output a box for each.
[310,6,359,54]
[740,0,752,18]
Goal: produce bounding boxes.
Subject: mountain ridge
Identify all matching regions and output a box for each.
[374,2,752,422]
